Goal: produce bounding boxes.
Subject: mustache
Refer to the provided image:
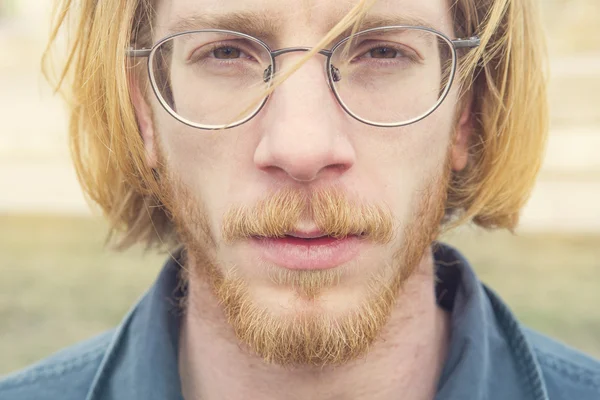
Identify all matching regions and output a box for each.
[222,188,394,244]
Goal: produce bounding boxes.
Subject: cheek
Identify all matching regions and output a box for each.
[152,102,260,229]
[154,113,218,177]
[348,98,455,223]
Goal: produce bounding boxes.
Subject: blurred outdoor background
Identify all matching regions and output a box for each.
[1,0,599,375]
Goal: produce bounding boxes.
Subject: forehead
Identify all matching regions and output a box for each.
[152,0,455,43]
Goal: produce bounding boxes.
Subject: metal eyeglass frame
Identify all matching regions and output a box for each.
[127,26,480,130]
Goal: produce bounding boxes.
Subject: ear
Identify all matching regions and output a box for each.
[129,74,158,169]
[451,94,474,172]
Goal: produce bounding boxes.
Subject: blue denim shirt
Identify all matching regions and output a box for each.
[1,244,599,400]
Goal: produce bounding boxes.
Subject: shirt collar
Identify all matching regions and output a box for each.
[86,244,548,400]
[434,244,549,400]
[85,257,184,400]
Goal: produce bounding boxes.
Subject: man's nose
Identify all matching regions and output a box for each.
[253,57,356,183]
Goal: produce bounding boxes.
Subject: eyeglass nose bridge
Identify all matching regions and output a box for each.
[263,47,340,85]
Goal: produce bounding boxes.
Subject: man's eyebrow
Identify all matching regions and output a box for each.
[331,14,439,42]
[350,14,437,32]
[167,11,281,41]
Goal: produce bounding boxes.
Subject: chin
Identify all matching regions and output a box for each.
[209,262,402,366]
[246,280,370,316]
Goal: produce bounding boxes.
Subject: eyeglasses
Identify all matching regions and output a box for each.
[127,26,480,130]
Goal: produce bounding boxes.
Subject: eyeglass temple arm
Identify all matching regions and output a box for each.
[452,36,481,49]
[127,47,151,58]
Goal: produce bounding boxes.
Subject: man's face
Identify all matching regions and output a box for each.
[135,0,469,365]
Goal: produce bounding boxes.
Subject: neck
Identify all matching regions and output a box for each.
[179,249,450,400]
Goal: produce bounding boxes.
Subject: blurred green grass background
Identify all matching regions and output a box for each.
[1,214,599,375]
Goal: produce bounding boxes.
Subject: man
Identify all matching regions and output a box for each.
[1,0,599,398]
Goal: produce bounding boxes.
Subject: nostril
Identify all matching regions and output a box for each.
[328,163,352,175]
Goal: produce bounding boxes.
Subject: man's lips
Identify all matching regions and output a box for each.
[278,235,340,246]
[250,234,363,270]
[285,230,329,239]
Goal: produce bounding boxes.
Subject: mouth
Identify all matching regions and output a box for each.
[285,230,329,239]
[250,231,363,270]
[283,230,338,245]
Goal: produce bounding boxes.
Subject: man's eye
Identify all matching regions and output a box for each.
[213,46,242,59]
[367,47,400,59]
